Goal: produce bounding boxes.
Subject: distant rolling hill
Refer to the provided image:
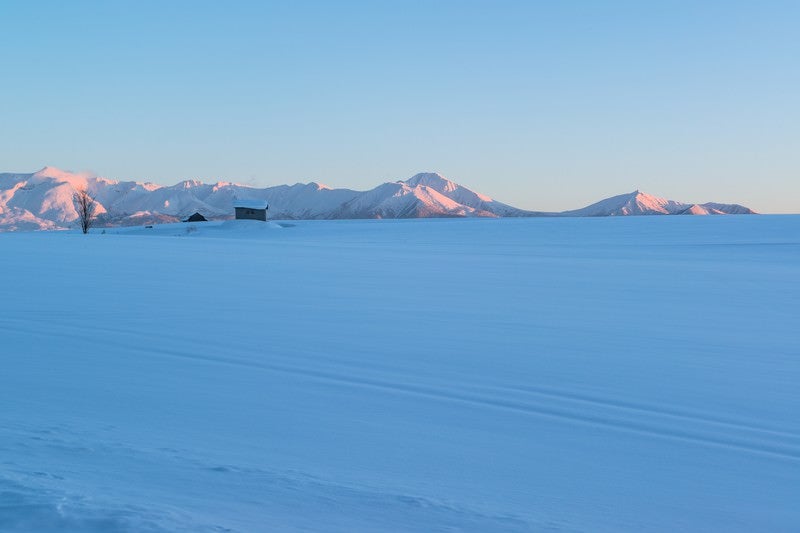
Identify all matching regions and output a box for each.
[0,167,755,231]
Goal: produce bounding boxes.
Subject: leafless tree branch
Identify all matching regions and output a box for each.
[73,188,96,234]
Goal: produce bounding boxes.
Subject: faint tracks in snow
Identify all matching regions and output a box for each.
[4,318,800,463]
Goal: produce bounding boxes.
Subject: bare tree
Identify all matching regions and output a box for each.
[73,188,97,234]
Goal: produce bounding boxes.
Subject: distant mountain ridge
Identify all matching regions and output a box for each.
[0,167,756,231]
[560,190,755,217]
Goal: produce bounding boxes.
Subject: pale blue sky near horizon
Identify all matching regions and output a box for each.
[1,1,797,212]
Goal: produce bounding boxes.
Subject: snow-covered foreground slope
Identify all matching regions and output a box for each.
[1,216,798,531]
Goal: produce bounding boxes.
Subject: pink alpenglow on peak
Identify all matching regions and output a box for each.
[561,190,757,217]
[32,166,93,190]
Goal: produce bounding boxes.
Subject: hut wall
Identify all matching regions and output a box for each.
[235,207,267,221]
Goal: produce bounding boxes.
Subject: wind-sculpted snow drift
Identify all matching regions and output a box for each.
[0,167,755,231]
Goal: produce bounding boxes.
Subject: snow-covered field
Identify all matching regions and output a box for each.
[1,216,798,532]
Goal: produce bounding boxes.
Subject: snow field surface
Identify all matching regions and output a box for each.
[1,216,798,531]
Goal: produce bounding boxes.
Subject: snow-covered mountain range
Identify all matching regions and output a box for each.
[561,190,756,217]
[0,167,755,231]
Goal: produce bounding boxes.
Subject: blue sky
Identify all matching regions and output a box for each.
[1,1,797,212]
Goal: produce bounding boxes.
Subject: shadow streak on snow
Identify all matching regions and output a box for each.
[0,429,540,533]
[0,478,168,533]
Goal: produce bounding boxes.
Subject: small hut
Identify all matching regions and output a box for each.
[233,199,269,221]
[184,212,207,222]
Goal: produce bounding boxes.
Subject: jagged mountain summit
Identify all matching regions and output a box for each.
[0,167,755,231]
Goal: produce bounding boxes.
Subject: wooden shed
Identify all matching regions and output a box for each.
[233,199,269,221]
